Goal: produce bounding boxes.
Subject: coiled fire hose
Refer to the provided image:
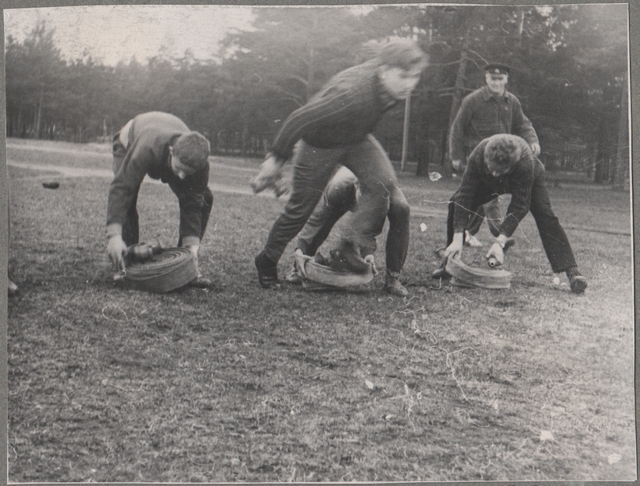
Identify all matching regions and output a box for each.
[115,243,198,293]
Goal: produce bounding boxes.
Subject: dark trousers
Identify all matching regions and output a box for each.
[263,136,410,273]
[466,198,502,237]
[300,203,349,258]
[112,139,213,247]
[446,172,578,273]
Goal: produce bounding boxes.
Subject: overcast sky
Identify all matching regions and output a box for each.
[4,5,376,66]
[4,5,257,65]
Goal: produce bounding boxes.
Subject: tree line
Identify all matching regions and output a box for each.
[5,5,628,186]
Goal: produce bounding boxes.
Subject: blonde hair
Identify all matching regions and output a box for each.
[377,39,429,71]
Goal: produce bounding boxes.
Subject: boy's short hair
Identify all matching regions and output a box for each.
[377,39,429,71]
[484,134,523,168]
[173,132,210,171]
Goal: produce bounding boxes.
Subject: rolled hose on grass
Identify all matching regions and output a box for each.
[302,260,374,289]
[120,247,198,293]
[445,256,512,289]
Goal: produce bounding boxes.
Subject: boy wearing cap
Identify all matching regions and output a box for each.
[106,111,213,288]
[449,63,540,247]
[439,134,587,294]
[251,39,429,297]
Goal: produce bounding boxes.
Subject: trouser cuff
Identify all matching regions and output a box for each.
[261,248,280,266]
[565,266,581,279]
[386,269,401,279]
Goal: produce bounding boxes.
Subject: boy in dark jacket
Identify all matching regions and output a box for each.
[106,112,213,287]
[438,134,587,293]
[449,63,541,247]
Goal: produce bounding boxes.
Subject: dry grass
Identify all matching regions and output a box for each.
[6,139,636,482]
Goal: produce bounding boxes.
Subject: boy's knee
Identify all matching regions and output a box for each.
[283,198,318,222]
[389,191,410,220]
[204,189,214,206]
[389,199,410,221]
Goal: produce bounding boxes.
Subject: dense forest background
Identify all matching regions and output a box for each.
[4,4,629,186]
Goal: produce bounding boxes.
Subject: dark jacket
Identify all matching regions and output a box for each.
[452,136,545,237]
[107,112,210,239]
[269,60,398,160]
[449,86,539,163]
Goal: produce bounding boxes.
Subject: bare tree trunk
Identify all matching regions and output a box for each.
[416,115,430,177]
[400,96,411,172]
[35,85,44,139]
[612,70,629,191]
[16,109,22,138]
[587,144,596,179]
[594,117,610,183]
[516,7,525,49]
[443,43,469,177]
[241,122,249,157]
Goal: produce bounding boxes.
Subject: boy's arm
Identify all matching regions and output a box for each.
[106,135,155,269]
[449,96,474,165]
[511,96,539,147]
[169,164,211,246]
[250,153,289,196]
[451,143,484,233]
[106,135,153,232]
[498,154,535,237]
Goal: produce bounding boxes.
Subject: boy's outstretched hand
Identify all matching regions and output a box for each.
[485,242,504,266]
[107,234,128,271]
[442,232,464,260]
[251,154,286,196]
[294,249,313,279]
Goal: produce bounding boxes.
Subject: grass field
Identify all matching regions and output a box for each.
[6,138,636,482]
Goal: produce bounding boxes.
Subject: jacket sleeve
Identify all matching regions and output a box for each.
[499,150,536,237]
[511,96,539,146]
[269,85,363,160]
[449,95,473,163]
[106,135,155,227]
[168,163,211,242]
[452,143,485,232]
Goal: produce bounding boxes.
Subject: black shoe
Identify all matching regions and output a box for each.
[431,267,451,280]
[188,276,212,289]
[255,251,281,289]
[569,275,587,294]
[329,242,369,274]
[384,271,409,297]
